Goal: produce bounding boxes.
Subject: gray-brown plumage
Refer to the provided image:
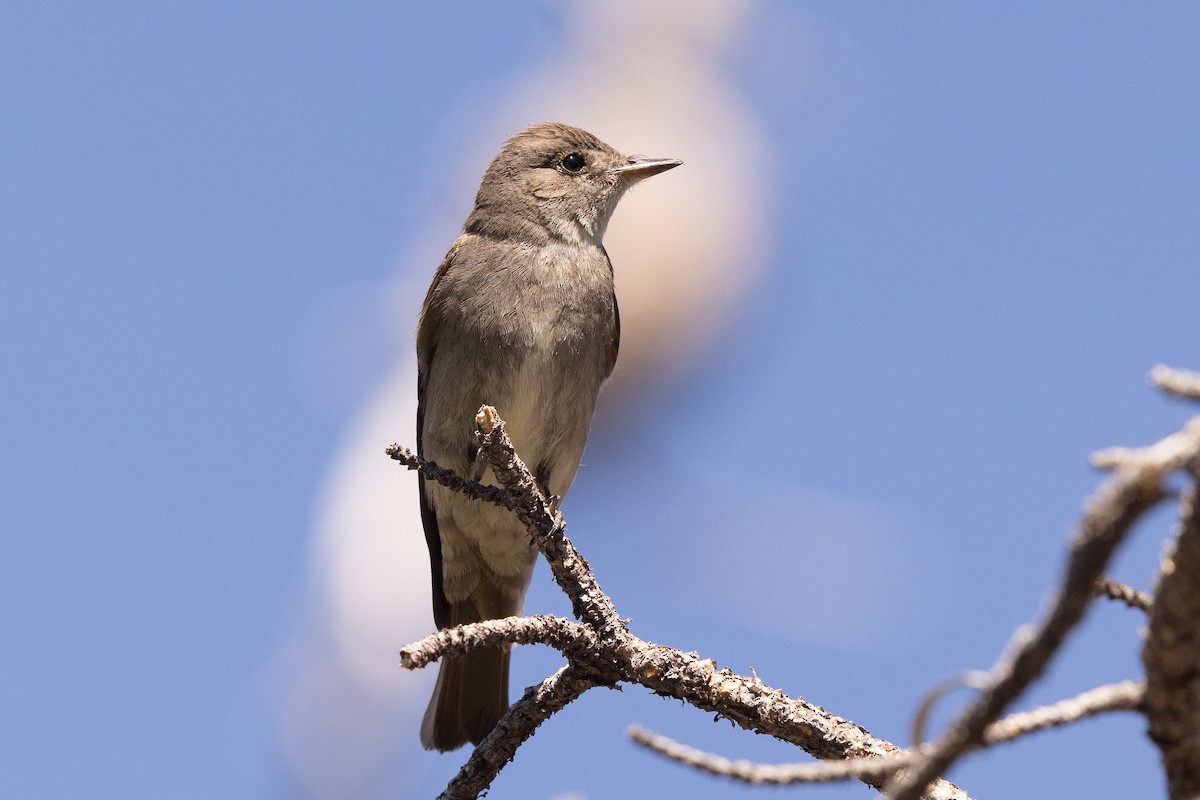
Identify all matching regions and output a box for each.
[416,122,680,751]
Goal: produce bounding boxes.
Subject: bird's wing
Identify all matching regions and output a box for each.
[601,247,620,379]
[416,240,464,631]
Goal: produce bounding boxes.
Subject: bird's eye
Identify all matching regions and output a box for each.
[560,153,586,173]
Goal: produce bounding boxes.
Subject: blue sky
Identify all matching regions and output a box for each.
[3,2,1199,798]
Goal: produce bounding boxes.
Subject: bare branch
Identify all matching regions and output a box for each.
[472,406,626,638]
[385,444,513,509]
[1143,484,1200,798]
[886,428,1178,799]
[1151,365,1200,401]
[613,638,934,786]
[1095,576,1153,613]
[399,615,597,670]
[630,681,1143,787]
[980,680,1143,744]
[628,725,919,785]
[438,666,595,800]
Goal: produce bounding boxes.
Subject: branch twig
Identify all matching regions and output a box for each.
[399,615,598,670]
[472,406,625,637]
[629,680,1144,786]
[1095,576,1153,613]
[386,444,512,509]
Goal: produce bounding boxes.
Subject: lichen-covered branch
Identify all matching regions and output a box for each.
[629,680,1143,787]
[437,666,595,800]
[386,444,512,510]
[614,635,941,790]
[399,615,598,670]
[472,405,626,639]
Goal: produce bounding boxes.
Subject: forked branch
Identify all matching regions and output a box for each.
[391,365,1200,799]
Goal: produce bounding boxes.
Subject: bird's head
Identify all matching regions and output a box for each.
[468,122,681,246]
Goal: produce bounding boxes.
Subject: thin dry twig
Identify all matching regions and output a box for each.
[386,444,512,509]
[981,680,1143,743]
[1095,576,1153,613]
[628,725,916,785]
[630,680,1144,787]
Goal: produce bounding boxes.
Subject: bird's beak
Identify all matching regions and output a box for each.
[612,156,683,183]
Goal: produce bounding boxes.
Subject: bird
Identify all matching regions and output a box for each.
[415,122,680,751]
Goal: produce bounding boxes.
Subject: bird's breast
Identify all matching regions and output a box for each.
[423,236,616,485]
[484,242,615,481]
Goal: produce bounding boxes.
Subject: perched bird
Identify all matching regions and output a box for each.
[416,122,680,751]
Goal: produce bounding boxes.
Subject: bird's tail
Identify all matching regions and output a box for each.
[419,600,510,752]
